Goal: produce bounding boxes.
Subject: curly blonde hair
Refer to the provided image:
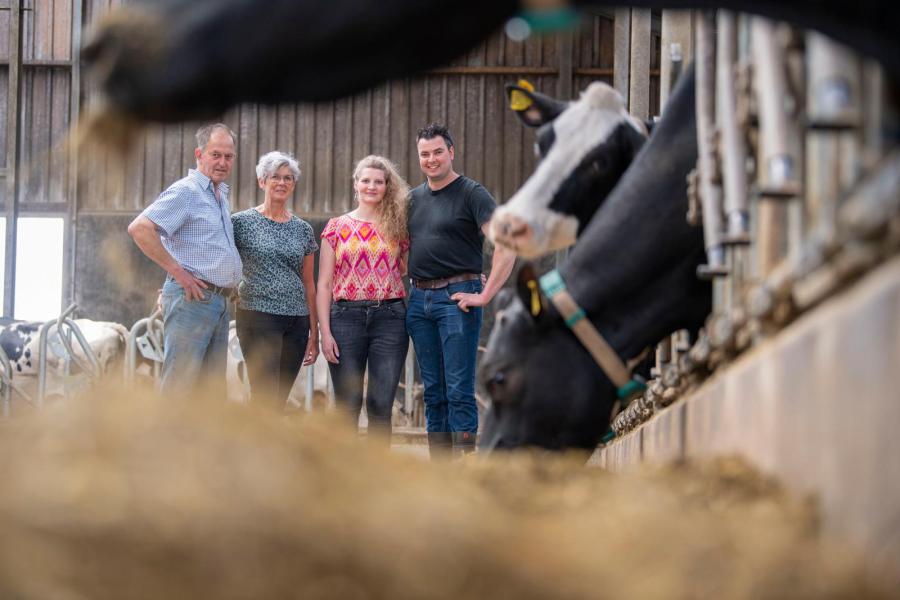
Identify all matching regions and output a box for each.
[353,155,409,244]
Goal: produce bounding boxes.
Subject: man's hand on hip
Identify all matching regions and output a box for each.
[451,291,487,313]
[172,267,208,301]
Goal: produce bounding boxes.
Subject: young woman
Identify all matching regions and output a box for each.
[232,151,318,409]
[317,155,410,441]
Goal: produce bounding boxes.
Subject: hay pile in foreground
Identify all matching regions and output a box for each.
[0,387,886,599]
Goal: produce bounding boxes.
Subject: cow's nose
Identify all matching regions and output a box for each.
[494,214,532,243]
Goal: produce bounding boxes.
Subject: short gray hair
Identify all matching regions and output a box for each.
[256,151,301,180]
[195,123,237,150]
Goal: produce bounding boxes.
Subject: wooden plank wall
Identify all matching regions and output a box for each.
[73,13,615,217]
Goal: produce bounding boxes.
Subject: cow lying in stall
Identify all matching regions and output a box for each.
[491,80,650,257]
[0,317,129,403]
[477,67,710,451]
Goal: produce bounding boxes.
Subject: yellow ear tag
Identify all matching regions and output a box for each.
[510,79,536,111]
[526,279,541,317]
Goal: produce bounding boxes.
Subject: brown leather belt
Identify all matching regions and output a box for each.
[199,279,237,298]
[411,273,480,290]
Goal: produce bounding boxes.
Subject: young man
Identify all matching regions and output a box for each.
[127,123,243,395]
[406,123,516,457]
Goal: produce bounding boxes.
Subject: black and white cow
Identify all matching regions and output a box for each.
[81,0,899,124]
[0,317,128,375]
[477,67,711,451]
[490,80,649,258]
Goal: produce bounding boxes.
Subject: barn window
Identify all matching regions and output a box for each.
[0,217,65,322]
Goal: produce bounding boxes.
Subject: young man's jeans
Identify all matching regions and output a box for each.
[406,280,482,434]
[160,279,230,396]
[327,300,409,438]
[235,308,310,411]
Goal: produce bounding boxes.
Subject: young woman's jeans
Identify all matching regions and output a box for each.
[235,307,310,410]
[405,280,482,434]
[327,299,409,439]
[160,279,230,396]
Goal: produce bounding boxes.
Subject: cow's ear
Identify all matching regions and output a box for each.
[506,81,567,128]
[516,264,545,321]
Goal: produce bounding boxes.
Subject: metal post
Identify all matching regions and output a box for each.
[695,11,728,279]
[613,8,632,106]
[66,0,84,308]
[752,18,800,199]
[717,11,750,245]
[404,346,415,416]
[304,364,314,412]
[660,10,693,108]
[628,8,652,121]
[3,0,23,318]
[751,18,792,280]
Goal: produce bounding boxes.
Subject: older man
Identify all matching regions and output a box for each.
[127,123,242,394]
[406,123,516,457]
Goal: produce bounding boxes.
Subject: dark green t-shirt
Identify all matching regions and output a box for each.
[407,175,496,280]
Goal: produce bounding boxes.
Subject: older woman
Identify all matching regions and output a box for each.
[317,155,410,442]
[232,151,318,409]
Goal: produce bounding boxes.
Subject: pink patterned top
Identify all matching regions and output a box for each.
[321,214,410,301]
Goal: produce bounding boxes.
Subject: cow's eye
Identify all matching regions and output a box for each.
[592,155,608,173]
[487,370,507,397]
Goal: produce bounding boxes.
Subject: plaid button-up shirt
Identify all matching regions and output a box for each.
[142,169,243,287]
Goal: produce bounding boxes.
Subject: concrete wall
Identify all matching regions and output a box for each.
[592,255,900,586]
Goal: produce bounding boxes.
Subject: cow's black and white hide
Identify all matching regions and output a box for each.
[0,318,128,405]
[82,0,899,124]
[0,318,128,377]
[489,79,650,257]
[478,66,711,451]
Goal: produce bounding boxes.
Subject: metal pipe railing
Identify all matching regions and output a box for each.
[36,304,102,406]
[695,10,729,279]
[717,10,750,245]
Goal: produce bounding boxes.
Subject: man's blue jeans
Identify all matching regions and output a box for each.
[160,279,230,395]
[406,280,482,433]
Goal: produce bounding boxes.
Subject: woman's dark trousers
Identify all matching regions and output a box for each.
[235,308,310,411]
[328,300,409,442]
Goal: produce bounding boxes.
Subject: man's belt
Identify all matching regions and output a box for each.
[199,279,236,298]
[412,273,481,290]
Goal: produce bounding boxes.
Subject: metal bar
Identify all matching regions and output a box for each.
[125,317,151,383]
[404,346,415,416]
[717,11,750,245]
[305,364,314,412]
[628,8,652,120]
[66,0,83,311]
[695,10,728,278]
[751,18,793,280]
[752,17,800,198]
[613,8,632,105]
[660,10,693,108]
[3,0,23,317]
[0,342,11,417]
[807,32,860,130]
